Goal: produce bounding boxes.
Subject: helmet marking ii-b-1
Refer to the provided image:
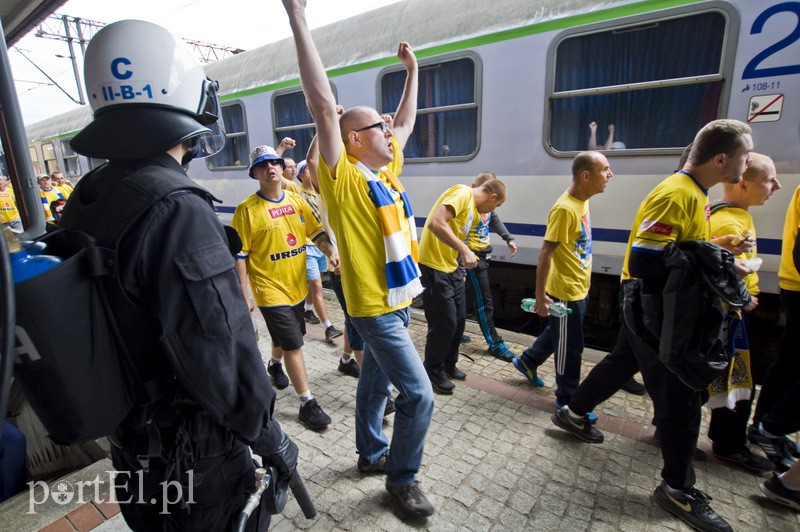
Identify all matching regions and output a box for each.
[71,20,225,161]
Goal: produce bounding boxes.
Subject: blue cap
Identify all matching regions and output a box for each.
[248,145,285,178]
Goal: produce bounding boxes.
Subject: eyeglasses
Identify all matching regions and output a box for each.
[254,159,285,170]
[354,121,390,134]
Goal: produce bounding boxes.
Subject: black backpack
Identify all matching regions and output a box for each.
[13,165,208,445]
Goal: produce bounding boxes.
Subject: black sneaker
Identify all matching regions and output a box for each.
[325,324,344,341]
[551,406,604,443]
[622,377,646,396]
[358,451,388,475]
[653,481,732,532]
[386,480,434,518]
[304,309,320,324]
[748,424,798,472]
[760,473,800,511]
[338,358,360,378]
[298,398,331,431]
[445,365,466,380]
[383,397,396,417]
[713,445,775,473]
[428,369,454,395]
[268,362,289,390]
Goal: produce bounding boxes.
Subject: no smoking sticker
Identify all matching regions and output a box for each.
[748,94,784,123]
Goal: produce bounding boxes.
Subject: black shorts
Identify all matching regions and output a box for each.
[259,302,306,351]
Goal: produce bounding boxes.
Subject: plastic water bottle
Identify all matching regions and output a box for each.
[520,298,572,317]
[4,228,62,283]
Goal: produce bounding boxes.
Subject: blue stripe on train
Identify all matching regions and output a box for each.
[214,207,781,255]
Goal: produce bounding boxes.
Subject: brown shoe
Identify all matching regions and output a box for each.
[386,480,434,518]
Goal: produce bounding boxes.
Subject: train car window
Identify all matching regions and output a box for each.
[207,103,249,170]
[87,157,107,171]
[380,56,479,161]
[61,139,81,177]
[272,84,336,161]
[28,146,41,175]
[42,143,58,175]
[548,10,729,153]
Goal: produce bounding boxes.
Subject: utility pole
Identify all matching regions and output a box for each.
[34,14,105,105]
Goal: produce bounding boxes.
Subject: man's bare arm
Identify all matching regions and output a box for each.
[534,241,558,316]
[427,204,477,269]
[283,0,341,171]
[390,42,419,150]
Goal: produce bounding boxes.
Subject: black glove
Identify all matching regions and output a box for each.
[262,432,298,483]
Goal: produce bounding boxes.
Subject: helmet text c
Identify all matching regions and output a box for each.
[111,58,133,80]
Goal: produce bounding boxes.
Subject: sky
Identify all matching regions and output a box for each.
[9,0,402,125]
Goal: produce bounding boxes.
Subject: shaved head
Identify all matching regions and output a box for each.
[340,106,377,146]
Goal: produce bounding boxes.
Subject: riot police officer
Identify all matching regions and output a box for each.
[62,20,297,531]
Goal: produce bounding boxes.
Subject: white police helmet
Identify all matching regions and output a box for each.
[71,20,225,161]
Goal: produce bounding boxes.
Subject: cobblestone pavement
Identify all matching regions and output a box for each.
[11,296,800,531]
[265,301,800,532]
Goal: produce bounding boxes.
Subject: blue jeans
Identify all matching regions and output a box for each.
[351,307,434,486]
[329,272,364,351]
[521,296,587,404]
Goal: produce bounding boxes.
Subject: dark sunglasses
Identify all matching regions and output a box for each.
[354,121,390,134]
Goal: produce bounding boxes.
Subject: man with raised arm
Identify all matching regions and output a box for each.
[283,0,435,519]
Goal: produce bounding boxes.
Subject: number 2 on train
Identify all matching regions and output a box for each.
[742,2,800,79]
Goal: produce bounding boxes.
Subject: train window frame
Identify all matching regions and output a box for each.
[28,145,42,175]
[543,1,739,158]
[377,51,482,163]
[271,83,337,163]
[87,156,107,171]
[61,138,81,178]
[42,142,58,175]
[206,101,250,171]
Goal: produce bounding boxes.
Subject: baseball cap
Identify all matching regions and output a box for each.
[296,160,308,180]
[248,145,285,178]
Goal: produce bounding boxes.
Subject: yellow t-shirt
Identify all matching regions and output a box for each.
[0,187,20,223]
[317,137,412,318]
[622,172,710,280]
[284,180,303,195]
[232,190,323,307]
[56,185,72,199]
[467,213,492,251]
[39,188,64,221]
[419,184,478,273]
[779,186,800,291]
[543,191,592,301]
[710,205,759,295]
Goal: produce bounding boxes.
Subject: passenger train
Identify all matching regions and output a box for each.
[16,0,800,345]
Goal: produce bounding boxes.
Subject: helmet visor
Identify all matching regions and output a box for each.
[191,78,225,158]
[192,118,226,159]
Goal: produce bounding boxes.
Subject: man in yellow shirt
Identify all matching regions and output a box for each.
[37,174,64,222]
[51,171,73,198]
[512,151,612,409]
[234,145,338,432]
[559,120,751,532]
[0,175,22,233]
[751,165,800,475]
[707,153,781,472]
[419,180,506,394]
[284,0,436,518]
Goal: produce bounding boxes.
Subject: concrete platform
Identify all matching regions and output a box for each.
[6,298,799,531]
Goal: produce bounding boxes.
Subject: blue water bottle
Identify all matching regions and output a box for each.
[4,228,62,283]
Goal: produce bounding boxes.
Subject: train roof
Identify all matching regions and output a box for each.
[26,0,636,142]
